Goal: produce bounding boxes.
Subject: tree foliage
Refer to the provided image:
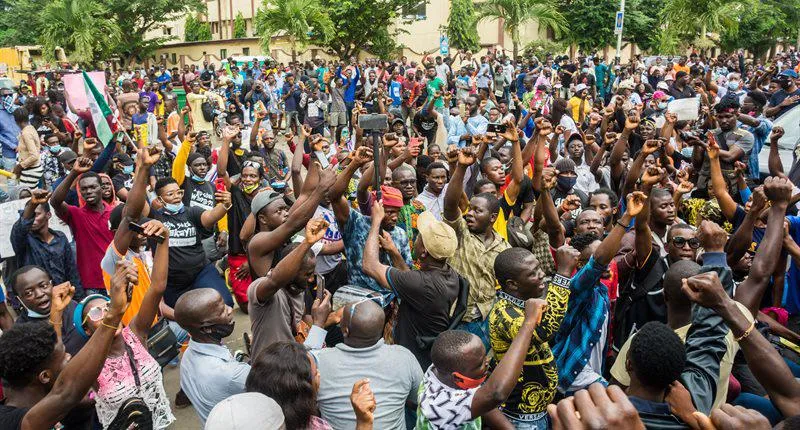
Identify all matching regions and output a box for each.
[184,14,212,42]
[40,0,120,66]
[478,0,567,60]
[446,0,480,53]
[233,11,247,38]
[256,0,334,60]
[314,0,418,59]
[557,0,616,53]
[720,1,787,57]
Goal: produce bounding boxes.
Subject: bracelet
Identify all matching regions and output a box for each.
[102,321,120,331]
[223,203,233,211]
[552,273,572,288]
[48,320,62,326]
[735,322,755,342]
[616,219,629,229]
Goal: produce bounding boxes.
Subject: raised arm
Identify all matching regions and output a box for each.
[172,132,193,185]
[735,177,792,316]
[500,119,523,203]
[470,299,547,417]
[443,147,475,222]
[362,201,392,289]
[330,146,373,227]
[130,220,169,338]
[707,137,738,221]
[50,157,92,219]
[250,219,328,303]
[23,260,134,430]
[768,127,787,178]
[593,193,640,266]
[726,187,764,267]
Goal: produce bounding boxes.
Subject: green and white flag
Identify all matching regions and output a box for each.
[82,71,114,145]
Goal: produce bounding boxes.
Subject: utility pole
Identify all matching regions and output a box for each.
[614,0,626,65]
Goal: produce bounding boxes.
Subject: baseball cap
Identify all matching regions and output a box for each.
[112,153,134,166]
[251,190,286,215]
[652,90,668,100]
[58,149,78,164]
[205,393,285,430]
[416,211,457,260]
[777,69,799,79]
[574,83,588,93]
[656,81,669,90]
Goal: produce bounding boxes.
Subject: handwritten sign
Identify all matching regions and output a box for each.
[667,97,700,121]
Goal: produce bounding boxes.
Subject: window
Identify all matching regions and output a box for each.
[163,27,172,36]
[403,1,426,20]
[243,47,250,55]
[171,53,177,63]
[220,48,227,59]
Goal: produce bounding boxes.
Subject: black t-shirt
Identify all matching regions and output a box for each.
[613,248,668,350]
[386,265,460,369]
[768,88,800,118]
[0,403,27,430]
[152,206,208,289]
[182,177,216,211]
[508,176,536,217]
[413,114,438,145]
[561,64,577,86]
[111,172,133,194]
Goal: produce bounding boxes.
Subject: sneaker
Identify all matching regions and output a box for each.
[174,389,191,409]
[233,350,248,363]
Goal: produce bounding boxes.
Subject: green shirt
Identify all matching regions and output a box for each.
[426,77,446,108]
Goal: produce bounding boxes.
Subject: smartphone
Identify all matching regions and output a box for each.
[487,123,507,133]
[128,222,165,244]
[215,178,227,192]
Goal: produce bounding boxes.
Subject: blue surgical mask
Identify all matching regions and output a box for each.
[122,165,134,175]
[727,81,739,91]
[48,145,62,154]
[21,300,50,319]
[681,147,693,158]
[191,174,205,183]
[557,176,577,191]
[657,102,668,110]
[164,202,184,214]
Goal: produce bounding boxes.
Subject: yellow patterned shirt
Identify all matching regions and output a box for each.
[488,277,571,415]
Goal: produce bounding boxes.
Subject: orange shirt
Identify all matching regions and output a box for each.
[101,243,153,326]
[673,64,690,74]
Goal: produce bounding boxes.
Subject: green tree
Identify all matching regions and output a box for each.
[105,0,205,64]
[233,11,247,38]
[314,0,419,59]
[621,0,661,52]
[40,0,120,66]
[446,0,480,53]
[477,0,567,60]
[0,0,48,46]
[662,0,749,49]
[184,14,212,42]
[720,1,785,57]
[255,0,334,62]
[558,0,616,53]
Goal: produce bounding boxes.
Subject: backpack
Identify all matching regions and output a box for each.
[201,100,214,122]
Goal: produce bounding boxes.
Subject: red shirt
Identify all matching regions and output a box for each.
[60,203,114,290]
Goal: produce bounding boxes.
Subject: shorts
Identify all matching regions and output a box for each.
[329,111,347,127]
[227,254,252,310]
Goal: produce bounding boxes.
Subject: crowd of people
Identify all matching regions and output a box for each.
[1,46,800,429]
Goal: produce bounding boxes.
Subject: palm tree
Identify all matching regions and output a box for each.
[255,0,334,62]
[477,0,567,60]
[39,0,121,66]
[662,0,748,51]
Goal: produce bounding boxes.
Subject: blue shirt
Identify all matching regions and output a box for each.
[742,116,773,180]
[180,340,250,425]
[11,216,84,295]
[342,209,412,293]
[515,73,527,99]
[337,66,360,104]
[282,82,301,111]
[0,109,20,158]
[785,216,800,314]
[447,115,468,147]
[389,80,403,107]
[551,256,610,391]
[466,115,488,136]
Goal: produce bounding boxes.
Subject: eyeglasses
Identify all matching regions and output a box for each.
[82,303,109,325]
[162,189,185,198]
[671,236,700,249]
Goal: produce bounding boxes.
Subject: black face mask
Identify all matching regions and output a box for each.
[203,322,234,342]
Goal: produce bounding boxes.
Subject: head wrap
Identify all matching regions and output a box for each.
[373,185,404,208]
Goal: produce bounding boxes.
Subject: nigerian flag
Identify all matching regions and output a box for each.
[82,71,114,145]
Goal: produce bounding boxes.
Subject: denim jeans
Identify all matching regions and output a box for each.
[456,318,490,351]
[163,262,233,308]
[503,411,549,430]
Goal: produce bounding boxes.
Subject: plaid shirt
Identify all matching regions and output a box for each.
[551,256,609,391]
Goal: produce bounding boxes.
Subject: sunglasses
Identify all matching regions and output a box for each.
[83,303,109,325]
[670,236,700,249]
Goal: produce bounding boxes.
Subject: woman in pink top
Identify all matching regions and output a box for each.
[74,220,173,429]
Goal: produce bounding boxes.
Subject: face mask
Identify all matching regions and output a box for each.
[163,201,184,214]
[581,68,589,74]
[681,147,693,158]
[191,174,205,183]
[727,81,739,91]
[557,176,577,191]
[657,102,668,110]
[20,299,50,318]
[122,165,134,175]
[242,183,259,194]
[204,322,235,342]
[49,145,62,154]
[453,371,487,390]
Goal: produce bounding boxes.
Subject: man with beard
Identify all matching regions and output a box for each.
[614,168,698,351]
[764,69,800,119]
[392,164,426,254]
